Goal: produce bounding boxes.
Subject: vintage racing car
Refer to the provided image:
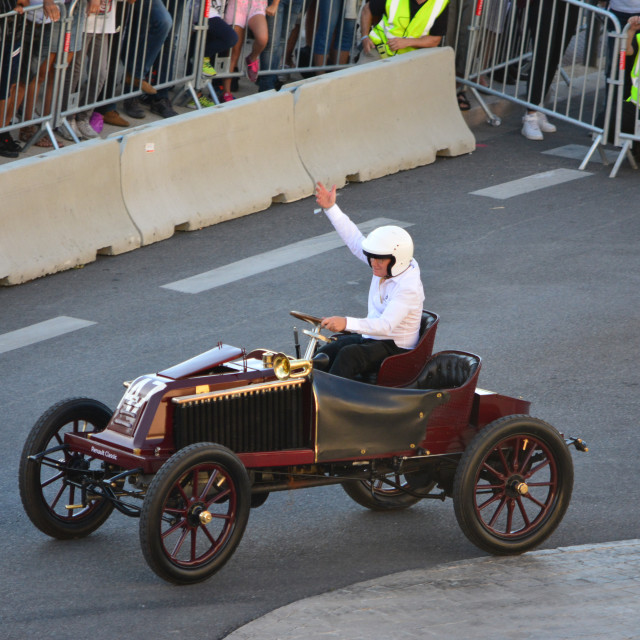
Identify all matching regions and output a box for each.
[19,311,588,584]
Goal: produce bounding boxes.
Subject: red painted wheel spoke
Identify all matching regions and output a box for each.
[162,517,188,539]
[208,512,232,521]
[505,498,517,533]
[190,469,201,499]
[527,480,554,489]
[199,469,219,501]
[41,470,65,489]
[174,480,190,505]
[206,487,231,507]
[523,492,548,510]
[168,524,190,557]
[477,490,504,512]
[200,523,218,546]
[526,458,551,478]
[497,446,511,475]
[190,528,198,562]
[49,481,67,510]
[515,496,531,527]
[520,443,536,472]
[482,460,505,481]
[487,496,507,527]
[510,438,522,472]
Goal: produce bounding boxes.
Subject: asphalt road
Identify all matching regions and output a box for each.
[1,107,639,640]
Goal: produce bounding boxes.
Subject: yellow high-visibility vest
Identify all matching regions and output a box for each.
[369,0,449,58]
[628,33,639,105]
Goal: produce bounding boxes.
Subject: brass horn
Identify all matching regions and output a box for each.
[263,352,312,380]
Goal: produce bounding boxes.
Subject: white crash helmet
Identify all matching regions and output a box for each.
[361,225,414,277]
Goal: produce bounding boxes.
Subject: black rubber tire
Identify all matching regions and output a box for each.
[342,472,433,511]
[453,416,574,555]
[139,443,251,584]
[19,397,115,539]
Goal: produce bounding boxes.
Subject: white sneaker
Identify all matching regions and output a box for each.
[536,111,557,133]
[57,117,81,141]
[521,113,543,141]
[75,115,99,139]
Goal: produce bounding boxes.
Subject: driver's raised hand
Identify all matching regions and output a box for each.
[321,316,346,332]
[315,182,336,210]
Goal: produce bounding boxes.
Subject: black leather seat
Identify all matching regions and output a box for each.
[404,352,479,390]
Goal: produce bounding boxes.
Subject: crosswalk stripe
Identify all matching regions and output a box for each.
[0,316,96,354]
[161,217,413,294]
[471,168,592,200]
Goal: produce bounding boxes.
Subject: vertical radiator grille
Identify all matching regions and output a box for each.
[173,381,307,452]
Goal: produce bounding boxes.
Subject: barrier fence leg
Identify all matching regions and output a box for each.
[579,133,603,170]
[609,140,632,177]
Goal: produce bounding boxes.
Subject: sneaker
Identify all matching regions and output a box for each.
[76,114,99,139]
[124,97,145,119]
[245,55,259,83]
[57,117,82,141]
[102,109,130,127]
[521,113,543,141]
[149,96,178,118]
[202,57,216,77]
[536,111,557,133]
[0,133,21,158]
[187,94,216,109]
[222,91,235,102]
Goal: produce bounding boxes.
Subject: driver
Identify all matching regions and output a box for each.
[314,182,425,380]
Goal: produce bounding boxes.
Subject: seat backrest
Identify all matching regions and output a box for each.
[376,310,439,387]
[409,352,480,390]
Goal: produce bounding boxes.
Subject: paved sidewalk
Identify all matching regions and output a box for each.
[225,540,640,640]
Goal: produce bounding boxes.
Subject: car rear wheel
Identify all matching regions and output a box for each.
[342,472,433,511]
[19,397,115,539]
[453,416,574,555]
[139,443,251,584]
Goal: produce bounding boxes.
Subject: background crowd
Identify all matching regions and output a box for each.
[2,0,639,160]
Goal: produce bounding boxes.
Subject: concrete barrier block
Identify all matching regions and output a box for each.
[119,91,314,245]
[0,139,140,285]
[292,47,475,187]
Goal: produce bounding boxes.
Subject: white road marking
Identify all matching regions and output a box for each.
[542,145,619,164]
[0,316,96,354]
[471,168,592,200]
[162,217,413,294]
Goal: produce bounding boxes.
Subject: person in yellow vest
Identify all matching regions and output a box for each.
[359,0,449,60]
[622,15,640,158]
[625,15,640,107]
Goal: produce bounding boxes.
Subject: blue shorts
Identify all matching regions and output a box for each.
[0,31,21,97]
[43,5,86,53]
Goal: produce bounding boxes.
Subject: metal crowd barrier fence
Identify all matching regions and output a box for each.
[5,0,632,175]
[609,21,640,177]
[1,0,207,150]
[1,2,67,149]
[459,0,623,170]
[2,0,363,152]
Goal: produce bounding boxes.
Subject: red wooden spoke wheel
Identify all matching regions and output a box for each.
[453,416,574,555]
[140,443,250,584]
[19,398,115,539]
[343,471,435,511]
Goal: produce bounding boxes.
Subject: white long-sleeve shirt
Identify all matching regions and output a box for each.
[324,203,425,349]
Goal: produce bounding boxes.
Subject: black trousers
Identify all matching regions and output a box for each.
[526,0,580,106]
[317,334,406,380]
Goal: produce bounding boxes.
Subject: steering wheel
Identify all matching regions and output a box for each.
[289,311,323,326]
[289,311,335,359]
